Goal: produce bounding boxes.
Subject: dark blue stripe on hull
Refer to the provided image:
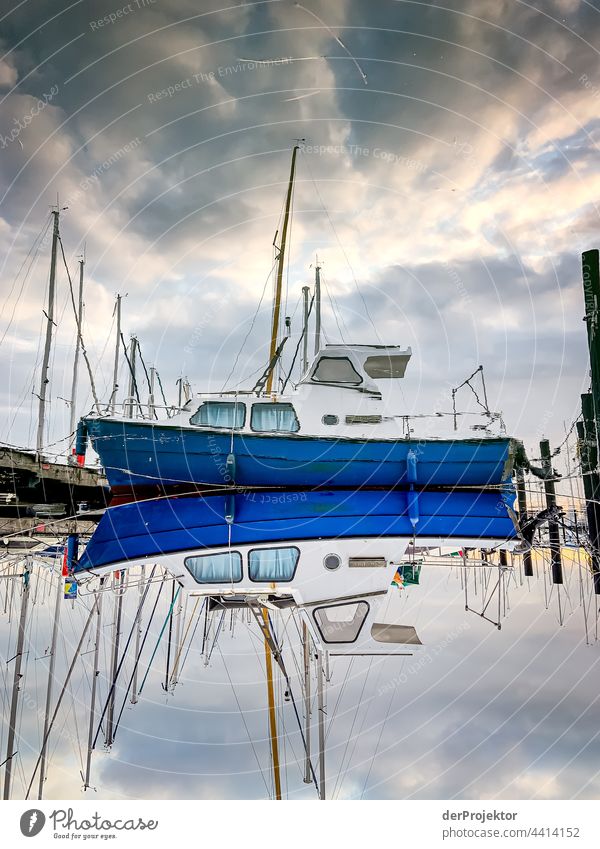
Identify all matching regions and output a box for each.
[76,488,516,572]
[85,419,513,489]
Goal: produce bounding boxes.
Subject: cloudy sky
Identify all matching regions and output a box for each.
[1,0,599,458]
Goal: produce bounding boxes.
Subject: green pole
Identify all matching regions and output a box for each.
[580,395,600,594]
[516,468,533,576]
[581,247,600,595]
[540,439,563,584]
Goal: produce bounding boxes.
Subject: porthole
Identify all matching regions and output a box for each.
[322,414,339,426]
[324,553,342,571]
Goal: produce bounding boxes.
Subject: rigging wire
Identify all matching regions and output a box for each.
[119,333,142,410]
[58,236,101,414]
[281,292,315,391]
[0,214,52,352]
[216,642,272,797]
[303,152,380,341]
[220,259,278,392]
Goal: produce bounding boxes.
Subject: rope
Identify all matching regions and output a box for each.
[221,259,278,392]
[217,642,272,797]
[58,236,101,414]
[281,292,315,391]
[91,566,159,747]
[0,214,52,352]
[137,583,180,697]
[120,333,142,411]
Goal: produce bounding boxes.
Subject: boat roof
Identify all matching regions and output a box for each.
[298,344,412,392]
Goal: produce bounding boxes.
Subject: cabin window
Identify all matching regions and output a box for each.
[322,414,339,426]
[312,356,362,385]
[248,546,300,582]
[364,354,409,379]
[250,403,299,433]
[184,551,242,583]
[190,401,245,429]
[313,601,370,644]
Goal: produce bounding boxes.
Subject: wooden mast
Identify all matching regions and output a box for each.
[261,607,282,799]
[261,144,301,796]
[266,145,300,395]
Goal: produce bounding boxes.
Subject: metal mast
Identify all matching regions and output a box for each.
[68,256,85,447]
[125,335,138,419]
[301,286,310,374]
[36,209,60,456]
[266,144,300,395]
[316,649,326,799]
[3,563,30,799]
[314,258,322,356]
[105,572,124,747]
[109,294,121,414]
[84,581,104,789]
[302,622,312,784]
[37,568,62,798]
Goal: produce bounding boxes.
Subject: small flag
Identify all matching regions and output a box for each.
[64,580,78,600]
[391,569,404,589]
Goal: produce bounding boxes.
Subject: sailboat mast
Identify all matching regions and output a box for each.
[83,580,104,789]
[266,145,299,395]
[3,563,30,800]
[261,607,282,799]
[317,649,326,800]
[314,258,321,356]
[301,285,310,373]
[36,209,60,456]
[37,567,62,798]
[302,622,312,784]
[125,336,138,419]
[68,257,84,446]
[109,295,121,414]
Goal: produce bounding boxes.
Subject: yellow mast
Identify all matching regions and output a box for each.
[266,144,300,394]
[262,607,282,799]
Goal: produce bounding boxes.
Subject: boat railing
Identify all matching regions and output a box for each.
[118,397,190,420]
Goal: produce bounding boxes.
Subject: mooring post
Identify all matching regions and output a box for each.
[579,396,600,594]
[581,248,600,594]
[516,468,534,576]
[540,439,563,584]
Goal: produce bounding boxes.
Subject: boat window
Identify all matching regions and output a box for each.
[313,601,370,644]
[364,354,409,379]
[190,401,245,429]
[322,414,339,425]
[248,546,300,582]
[184,551,242,583]
[323,553,341,571]
[250,403,299,433]
[311,356,362,385]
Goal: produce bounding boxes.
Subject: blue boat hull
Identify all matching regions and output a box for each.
[75,487,517,572]
[84,418,514,490]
